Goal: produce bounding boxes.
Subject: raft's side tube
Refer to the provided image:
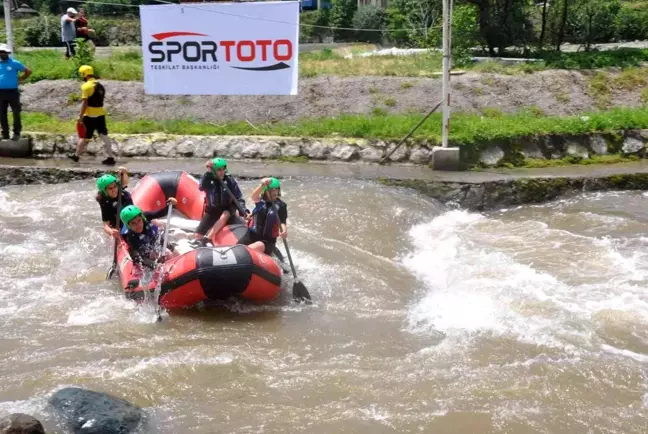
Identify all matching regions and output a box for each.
[123,245,282,308]
[131,171,205,220]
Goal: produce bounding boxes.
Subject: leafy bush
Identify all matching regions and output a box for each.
[330,0,357,41]
[352,5,386,43]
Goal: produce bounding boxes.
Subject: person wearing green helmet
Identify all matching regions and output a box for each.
[196,157,249,240]
[120,204,178,268]
[95,166,177,239]
[245,177,288,255]
[96,166,132,239]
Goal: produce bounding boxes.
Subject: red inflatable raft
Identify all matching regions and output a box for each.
[116,170,283,309]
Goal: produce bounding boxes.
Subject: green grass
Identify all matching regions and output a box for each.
[523,154,640,168]
[18,106,648,146]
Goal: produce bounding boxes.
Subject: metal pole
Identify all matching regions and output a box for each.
[441,0,451,148]
[3,0,13,53]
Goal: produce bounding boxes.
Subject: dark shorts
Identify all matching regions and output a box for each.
[196,204,238,235]
[64,41,76,58]
[247,230,276,255]
[83,115,108,139]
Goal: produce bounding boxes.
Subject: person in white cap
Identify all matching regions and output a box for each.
[61,8,78,59]
[0,44,31,141]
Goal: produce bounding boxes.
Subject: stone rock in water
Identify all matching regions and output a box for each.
[0,413,45,434]
[49,387,142,434]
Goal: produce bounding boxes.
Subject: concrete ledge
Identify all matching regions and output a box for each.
[3,161,648,211]
[431,146,461,171]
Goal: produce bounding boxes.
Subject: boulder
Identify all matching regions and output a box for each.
[280,143,302,157]
[622,136,645,155]
[479,146,504,166]
[0,413,45,434]
[384,143,410,162]
[49,387,142,434]
[409,147,432,164]
[258,141,281,159]
[359,146,383,162]
[118,137,150,157]
[518,137,544,159]
[304,141,330,159]
[589,134,608,155]
[566,142,589,159]
[330,144,359,161]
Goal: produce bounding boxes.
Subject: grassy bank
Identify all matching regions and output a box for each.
[12,47,648,83]
[19,106,648,143]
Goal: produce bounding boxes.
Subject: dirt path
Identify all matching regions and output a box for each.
[20,69,641,123]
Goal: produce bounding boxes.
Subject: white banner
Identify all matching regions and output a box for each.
[139,1,299,96]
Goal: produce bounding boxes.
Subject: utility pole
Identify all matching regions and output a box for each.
[441,0,452,148]
[3,0,13,52]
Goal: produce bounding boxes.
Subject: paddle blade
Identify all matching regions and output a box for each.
[106,265,115,280]
[292,281,311,303]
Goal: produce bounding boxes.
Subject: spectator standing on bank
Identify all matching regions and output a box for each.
[69,65,116,165]
[0,44,31,141]
[61,8,78,59]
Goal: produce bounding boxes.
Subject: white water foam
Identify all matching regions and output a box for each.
[401,208,648,355]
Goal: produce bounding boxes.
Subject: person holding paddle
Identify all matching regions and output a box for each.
[195,158,249,241]
[120,204,179,268]
[245,177,287,255]
[95,167,172,238]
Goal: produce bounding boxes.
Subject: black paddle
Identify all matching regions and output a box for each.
[221,180,288,267]
[106,178,123,280]
[270,198,311,303]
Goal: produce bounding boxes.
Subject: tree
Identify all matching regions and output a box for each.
[385,0,441,47]
[330,0,357,41]
[352,5,386,44]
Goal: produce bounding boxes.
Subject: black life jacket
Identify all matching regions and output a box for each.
[87,81,105,108]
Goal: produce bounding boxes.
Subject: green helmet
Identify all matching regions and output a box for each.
[211,158,228,174]
[262,177,280,194]
[96,174,118,195]
[120,205,145,226]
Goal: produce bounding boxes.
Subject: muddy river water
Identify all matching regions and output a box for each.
[1,178,647,433]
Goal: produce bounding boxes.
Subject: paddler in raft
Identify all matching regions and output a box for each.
[245,177,288,255]
[120,204,179,268]
[195,158,250,242]
[95,167,178,239]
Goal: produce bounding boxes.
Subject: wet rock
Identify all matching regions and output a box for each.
[330,144,359,161]
[359,146,383,162]
[175,138,199,158]
[49,387,142,434]
[479,146,504,166]
[151,136,179,157]
[194,138,216,158]
[0,413,45,434]
[566,142,589,159]
[304,141,330,159]
[589,134,608,155]
[518,138,544,159]
[53,135,76,154]
[409,147,431,164]
[538,135,565,159]
[29,133,55,155]
[257,141,281,159]
[384,143,410,162]
[280,143,302,157]
[622,136,645,155]
[241,142,260,158]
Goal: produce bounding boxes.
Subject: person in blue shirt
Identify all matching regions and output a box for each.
[195,157,249,240]
[0,44,31,141]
